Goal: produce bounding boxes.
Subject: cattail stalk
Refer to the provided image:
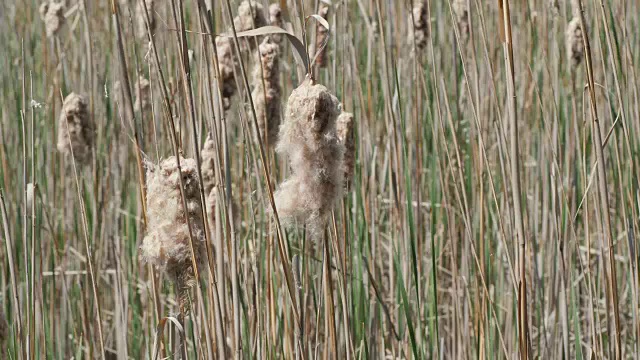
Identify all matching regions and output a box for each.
[577,0,622,355]
[223,0,301,354]
[500,1,530,357]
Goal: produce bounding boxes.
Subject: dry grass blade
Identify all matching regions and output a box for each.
[220,26,310,73]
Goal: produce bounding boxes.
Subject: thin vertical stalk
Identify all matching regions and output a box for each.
[0,191,23,360]
[576,0,621,357]
[499,0,529,357]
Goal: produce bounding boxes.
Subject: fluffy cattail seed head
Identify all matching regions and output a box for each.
[39,1,65,38]
[566,17,585,68]
[408,1,429,50]
[57,93,94,165]
[216,36,237,110]
[549,0,560,15]
[234,1,267,33]
[252,37,281,148]
[269,3,284,44]
[133,76,152,114]
[274,78,344,237]
[200,134,217,195]
[452,0,469,42]
[336,112,355,185]
[141,156,208,309]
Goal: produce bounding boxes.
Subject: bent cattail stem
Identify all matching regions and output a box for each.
[274,77,344,237]
[336,112,355,187]
[566,16,585,68]
[200,134,217,195]
[252,37,281,148]
[141,156,208,312]
[39,1,65,38]
[311,4,330,68]
[57,93,94,165]
[136,0,155,38]
[133,76,152,114]
[452,0,469,43]
[408,1,428,50]
[216,36,237,110]
[269,3,284,45]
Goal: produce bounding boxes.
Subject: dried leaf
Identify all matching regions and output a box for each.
[220,26,309,74]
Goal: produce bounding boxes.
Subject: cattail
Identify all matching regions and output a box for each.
[234,1,267,31]
[274,78,344,236]
[216,36,237,110]
[200,134,217,195]
[458,77,468,112]
[133,76,152,114]
[140,156,208,309]
[136,0,155,38]
[39,1,65,38]
[452,0,469,42]
[566,16,585,68]
[269,3,284,44]
[336,112,355,185]
[408,1,429,50]
[549,0,560,15]
[252,37,281,148]
[232,1,267,53]
[57,93,94,165]
[311,4,330,67]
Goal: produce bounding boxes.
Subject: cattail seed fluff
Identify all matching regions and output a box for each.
[234,1,267,33]
[274,78,344,236]
[200,134,217,195]
[141,156,208,307]
[252,37,281,148]
[216,36,237,110]
[269,3,284,44]
[408,1,429,50]
[57,93,94,165]
[452,0,469,42]
[39,1,65,38]
[134,76,152,114]
[566,17,585,68]
[336,112,355,185]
